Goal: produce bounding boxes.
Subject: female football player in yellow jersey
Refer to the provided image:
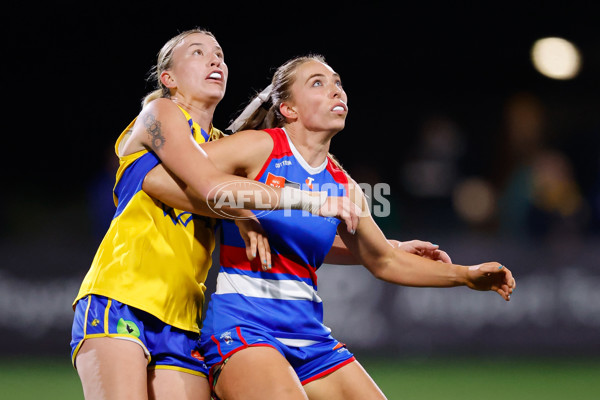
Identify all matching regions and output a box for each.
[142,55,516,400]
[70,29,364,400]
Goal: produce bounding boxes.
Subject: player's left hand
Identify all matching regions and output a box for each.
[391,240,452,263]
[466,263,516,301]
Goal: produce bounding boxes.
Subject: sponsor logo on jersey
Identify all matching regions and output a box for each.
[305,177,315,189]
[191,350,205,361]
[275,160,292,168]
[265,172,300,189]
[332,342,349,353]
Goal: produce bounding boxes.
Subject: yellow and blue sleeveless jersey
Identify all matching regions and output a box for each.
[74,107,222,333]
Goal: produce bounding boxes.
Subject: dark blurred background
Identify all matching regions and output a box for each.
[1,2,599,361]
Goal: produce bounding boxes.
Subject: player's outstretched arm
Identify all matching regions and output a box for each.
[143,164,271,268]
[337,179,515,300]
[129,102,359,232]
[324,236,451,265]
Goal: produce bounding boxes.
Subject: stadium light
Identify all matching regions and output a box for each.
[531,37,581,80]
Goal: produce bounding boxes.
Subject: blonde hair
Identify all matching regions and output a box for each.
[141,28,224,141]
[233,54,326,132]
[232,54,347,174]
[142,28,217,107]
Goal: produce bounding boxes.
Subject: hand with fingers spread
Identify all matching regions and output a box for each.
[235,217,272,271]
[466,263,516,301]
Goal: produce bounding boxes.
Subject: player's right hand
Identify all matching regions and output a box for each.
[317,196,360,234]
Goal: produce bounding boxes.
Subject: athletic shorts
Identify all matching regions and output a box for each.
[70,294,209,377]
[202,326,356,385]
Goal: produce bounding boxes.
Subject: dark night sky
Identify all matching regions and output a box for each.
[4,2,599,201]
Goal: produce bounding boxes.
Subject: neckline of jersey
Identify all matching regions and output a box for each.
[281,127,328,175]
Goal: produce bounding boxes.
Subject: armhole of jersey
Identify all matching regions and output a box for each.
[113,152,161,218]
[115,118,139,157]
[251,128,285,182]
[175,105,208,142]
[326,158,350,196]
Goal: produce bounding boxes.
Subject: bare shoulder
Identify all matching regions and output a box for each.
[231,129,273,145]
[205,129,273,151]
[137,98,186,129]
[130,99,192,150]
[202,129,274,177]
[118,102,176,156]
[345,176,370,213]
[344,175,361,195]
[142,97,179,114]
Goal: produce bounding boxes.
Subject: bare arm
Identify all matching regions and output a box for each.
[324,236,452,265]
[124,99,359,231]
[336,179,515,300]
[142,138,272,268]
[143,163,257,220]
[143,164,231,217]
[130,100,272,209]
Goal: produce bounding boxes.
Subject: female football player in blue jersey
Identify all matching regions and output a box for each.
[69,29,363,400]
[144,54,515,400]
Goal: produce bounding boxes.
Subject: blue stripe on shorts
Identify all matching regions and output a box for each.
[70,294,209,377]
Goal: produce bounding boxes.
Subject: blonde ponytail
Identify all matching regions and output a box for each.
[142,88,166,108]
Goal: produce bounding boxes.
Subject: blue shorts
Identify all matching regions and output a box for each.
[71,294,209,377]
[201,326,355,384]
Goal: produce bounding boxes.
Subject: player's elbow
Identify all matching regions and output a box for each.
[364,258,392,281]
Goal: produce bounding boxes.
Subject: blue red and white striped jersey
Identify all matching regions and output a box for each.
[201,127,349,346]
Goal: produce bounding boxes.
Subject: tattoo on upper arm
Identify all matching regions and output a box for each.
[144,113,165,150]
